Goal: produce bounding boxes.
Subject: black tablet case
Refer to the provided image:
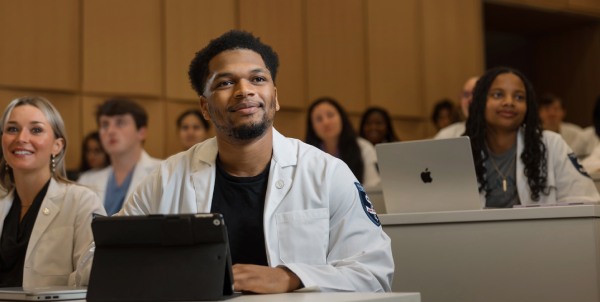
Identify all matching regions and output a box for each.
[87,213,235,302]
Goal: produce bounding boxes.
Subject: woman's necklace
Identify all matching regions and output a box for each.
[489,150,516,192]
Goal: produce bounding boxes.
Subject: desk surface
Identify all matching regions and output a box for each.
[380,204,600,225]
[225,292,420,302]
[71,292,421,302]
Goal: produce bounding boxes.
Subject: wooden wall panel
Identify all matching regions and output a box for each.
[305,0,366,113]
[570,0,600,14]
[487,0,569,10]
[273,110,306,141]
[165,0,237,101]
[0,90,81,170]
[81,96,166,159]
[367,0,422,118]
[0,0,79,91]
[83,0,162,96]
[421,0,485,136]
[240,0,306,109]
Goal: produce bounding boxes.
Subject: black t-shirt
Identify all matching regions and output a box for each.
[0,180,50,287]
[211,158,270,266]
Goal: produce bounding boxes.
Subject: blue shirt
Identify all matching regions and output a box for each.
[104,167,135,215]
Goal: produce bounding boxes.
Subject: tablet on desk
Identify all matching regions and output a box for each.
[87,213,236,302]
[0,286,87,301]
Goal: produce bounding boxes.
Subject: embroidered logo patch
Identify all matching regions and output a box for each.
[568,152,590,178]
[354,182,381,227]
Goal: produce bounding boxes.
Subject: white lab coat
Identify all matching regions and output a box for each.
[120,129,394,292]
[479,129,600,206]
[433,121,465,139]
[78,150,162,206]
[0,179,106,288]
[357,137,381,190]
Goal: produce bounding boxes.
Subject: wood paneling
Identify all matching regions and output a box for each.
[305,0,366,113]
[83,0,162,96]
[240,0,305,109]
[421,0,485,136]
[81,96,166,159]
[0,90,81,170]
[273,110,306,141]
[367,0,422,118]
[165,0,237,101]
[0,0,79,91]
[570,0,600,14]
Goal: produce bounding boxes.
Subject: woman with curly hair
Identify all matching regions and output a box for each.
[464,67,599,208]
[359,107,399,145]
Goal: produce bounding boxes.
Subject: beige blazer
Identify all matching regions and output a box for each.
[0,179,105,288]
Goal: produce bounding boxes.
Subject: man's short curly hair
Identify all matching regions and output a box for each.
[188,30,279,97]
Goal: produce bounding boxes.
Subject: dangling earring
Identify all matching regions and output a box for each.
[51,154,56,174]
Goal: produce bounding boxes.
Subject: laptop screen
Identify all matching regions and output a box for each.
[87,213,235,302]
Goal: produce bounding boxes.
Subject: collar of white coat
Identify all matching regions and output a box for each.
[190,127,297,171]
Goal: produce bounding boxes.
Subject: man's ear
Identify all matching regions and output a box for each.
[274,87,280,111]
[200,96,211,121]
[137,126,147,142]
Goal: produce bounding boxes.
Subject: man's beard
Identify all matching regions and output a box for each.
[229,118,271,140]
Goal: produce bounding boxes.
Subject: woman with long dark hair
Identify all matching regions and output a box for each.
[464,67,598,208]
[306,97,380,189]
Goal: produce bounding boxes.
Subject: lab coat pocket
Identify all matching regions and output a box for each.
[276,208,329,265]
[31,226,74,276]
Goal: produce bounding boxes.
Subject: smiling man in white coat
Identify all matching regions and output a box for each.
[118,30,393,293]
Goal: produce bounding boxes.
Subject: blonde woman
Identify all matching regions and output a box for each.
[0,96,105,288]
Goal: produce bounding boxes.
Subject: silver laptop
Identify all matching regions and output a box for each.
[376,137,481,213]
[0,286,87,301]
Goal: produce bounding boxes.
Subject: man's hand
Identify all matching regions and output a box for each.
[232,264,302,294]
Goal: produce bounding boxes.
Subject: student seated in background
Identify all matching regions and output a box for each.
[538,93,583,153]
[434,76,479,139]
[118,30,393,293]
[463,67,599,208]
[176,109,210,151]
[580,96,600,173]
[306,97,381,190]
[68,131,110,181]
[569,95,600,159]
[359,106,400,145]
[0,97,105,288]
[78,98,161,215]
[430,98,460,132]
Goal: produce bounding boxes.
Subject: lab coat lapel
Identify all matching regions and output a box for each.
[264,129,296,214]
[191,137,218,213]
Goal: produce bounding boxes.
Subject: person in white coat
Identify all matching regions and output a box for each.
[305,97,381,191]
[78,98,161,215]
[463,67,599,208]
[0,96,105,288]
[538,93,583,152]
[119,30,393,293]
[434,76,479,139]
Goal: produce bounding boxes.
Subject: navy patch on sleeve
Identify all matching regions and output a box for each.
[354,182,381,227]
[568,152,590,178]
